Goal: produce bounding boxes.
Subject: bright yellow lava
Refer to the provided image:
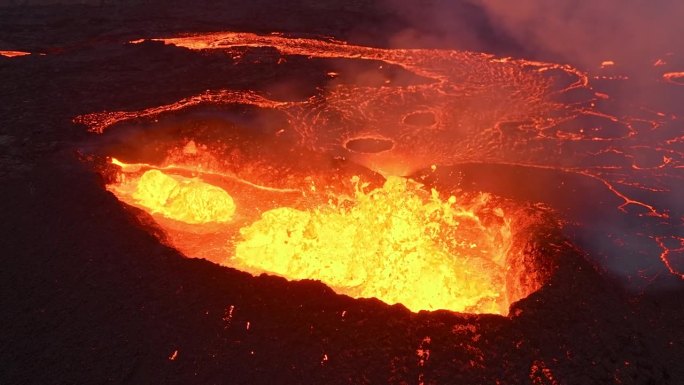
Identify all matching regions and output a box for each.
[108,161,524,314]
[233,176,514,314]
[120,169,236,224]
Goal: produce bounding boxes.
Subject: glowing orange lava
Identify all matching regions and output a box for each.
[235,176,514,314]
[108,167,236,224]
[79,31,683,302]
[106,156,544,315]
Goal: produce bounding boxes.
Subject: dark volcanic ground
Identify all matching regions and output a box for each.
[1,2,683,384]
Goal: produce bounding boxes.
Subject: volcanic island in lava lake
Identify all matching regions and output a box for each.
[2,1,683,384]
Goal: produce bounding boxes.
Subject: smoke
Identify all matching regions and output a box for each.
[384,0,684,71]
[468,0,684,290]
[379,0,523,53]
[474,0,684,71]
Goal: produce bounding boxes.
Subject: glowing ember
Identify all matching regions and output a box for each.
[0,50,30,58]
[109,168,236,224]
[662,71,684,86]
[234,176,513,314]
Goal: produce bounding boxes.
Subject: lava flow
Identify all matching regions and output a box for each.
[78,31,683,313]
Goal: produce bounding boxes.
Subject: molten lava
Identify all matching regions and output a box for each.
[109,167,236,224]
[106,157,540,315]
[234,176,513,314]
[79,30,684,314]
